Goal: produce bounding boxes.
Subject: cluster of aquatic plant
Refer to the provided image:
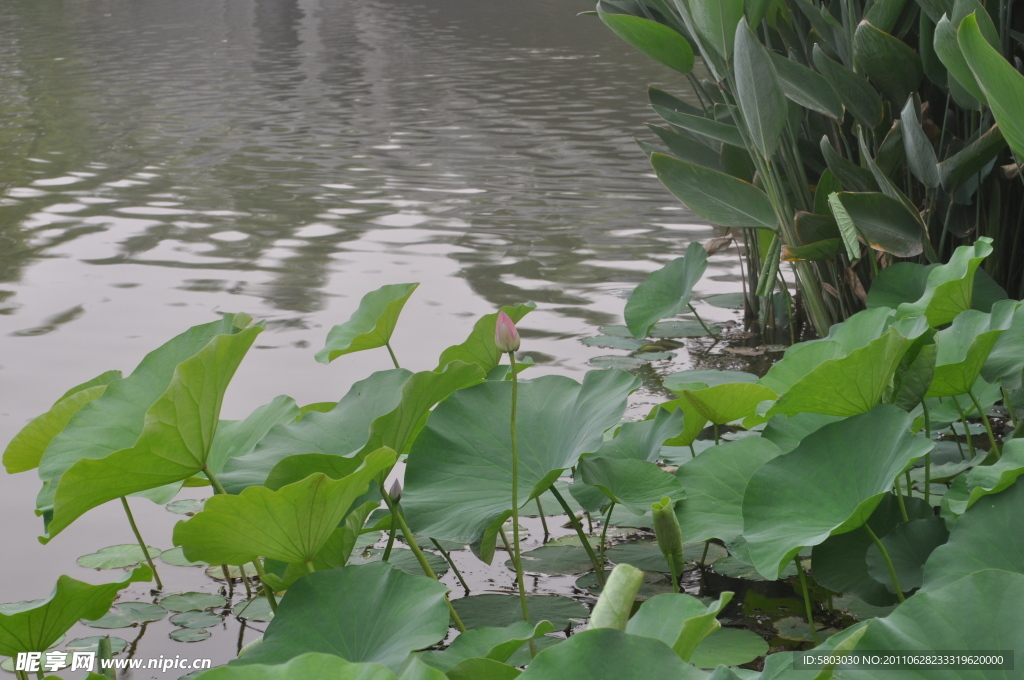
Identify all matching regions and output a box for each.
[3,237,1024,678]
[596,0,1024,338]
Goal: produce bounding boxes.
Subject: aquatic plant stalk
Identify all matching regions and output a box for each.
[250,558,278,614]
[1003,386,1019,428]
[953,400,977,460]
[922,400,932,505]
[239,563,253,598]
[221,565,234,597]
[507,352,531,627]
[687,303,717,337]
[864,524,906,602]
[599,503,615,570]
[794,557,820,645]
[904,471,913,498]
[379,482,467,632]
[968,389,1001,459]
[535,497,550,544]
[382,520,398,562]
[203,466,229,496]
[431,538,470,593]
[550,485,606,584]
[893,478,909,522]
[385,343,400,370]
[120,497,163,589]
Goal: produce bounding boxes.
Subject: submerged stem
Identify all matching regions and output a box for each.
[120,497,163,589]
[864,524,905,602]
[550,485,605,585]
[239,563,253,598]
[968,389,1001,459]
[794,557,819,644]
[508,352,531,628]
[687,303,718,338]
[431,538,470,594]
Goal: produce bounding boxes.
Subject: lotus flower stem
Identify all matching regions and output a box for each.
[304,560,315,575]
[239,563,253,598]
[120,497,163,589]
[221,565,235,597]
[599,503,614,569]
[382,521,398,562]
[793,557,820,644]
[535,497,550,544]
[968,389,1001,459]
[431,538,470,594]
[904,471,913,498]
[507,352,532,628]
[687,304,717,338]
[550,485,606,585]
[250,558,278,613]
[385,342,400,369]
[699,541,710,567]
[499,526,514,555]
[864,524,905,602]
[379,482,467,632]
[953,400,977,460]
[893,478,909,523]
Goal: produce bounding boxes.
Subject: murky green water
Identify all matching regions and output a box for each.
[0,0,742,673]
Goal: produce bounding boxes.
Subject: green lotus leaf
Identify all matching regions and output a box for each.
[926,300,1019,397]
[451,595,587,630]
[578,457,685,514]
[169,610,222,629]
[517,628,707,680]
[624,242,708,339]
[235,563,449,671]
[604,541,727,572]
[350,548,448,579]
[170,628,210,642]
[206,395,300,476]
[743,405,934,579]
[77,544,162,570]
[865,517,949,594]
[174,448,395,566]
[922,477,1024,590]
[41,316,263,540]
[595,408,684,463]
[944,440,1024,516]
[197,652,398,680]
[689,627,767,669]
[983,301,1024,389]
[760,413,844,453]
[403,370,638,560]
[420,621,553,672]
[0,565,150,657]
[895,237,994,326]
[83,601,166,629]
[159,591,226,612]
[625,592,732,662]
[674,437,784,544]
[664,370,758,393]
[3,370,120,474]
[507,545,596,576]
[436,303,535,372]
[681,382,778,426]
[315,283,418,363]
[444,658,520,680]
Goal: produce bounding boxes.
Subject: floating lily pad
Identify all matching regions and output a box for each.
[77,544,163,570]
[170,627,211,643]
[649,320,720,338]
[598,325,637,338]
[160,547,207,567]
[773,617,836,642]
[349,548,449,578]
[582,335,647,351]
[712,556,796,581]
[205,564,256,581]
[605,541,727,572]
[166,499,205,516]
[451,594,588,629]
[588,355,647,370]
[233,597,275,622]
[83,602,166,629]
[703,293,745,309]
[635,351,677,361]
[159,592,226,612]
[65,636,128,654]
[690,627,768,668]
[169,611,223,629]
[506,546,594,576]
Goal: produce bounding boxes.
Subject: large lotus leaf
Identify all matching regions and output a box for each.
[517,628,706,680]
[624,242,708,339]
[594,408,683,463]
[663,370,758,393]
[435,303,535,372]
[865,517,949,594]
[206,395,300,475]
[403,370,639,559]
[867,262,1007,314]
[921,477,1024,590]
[760,413,845,453]
[674,437,784,544]
[42,318,263,539]
[983,301,1024,389]
[812,495,932,607]
[743,405,934,579]
[690,627,767,669]
[315,283,418,363]
[0,566,150,657]
[944,440,1024,516]
[219,369,409,492]
[895,238,994,326]
[235,563,449,671]
[3,370,120,474]
[36,316,253,515]
[925,300,1018,397]
[420,621,554,672]
[173,448,395,566]
[451,595,587,630]
[579,457,684,514]
[625,592,732,662]
[681,383,778,425]
[196,653,397,680]
[597,3,694,74]
[767,317,929,418]
[833,570,1024,679]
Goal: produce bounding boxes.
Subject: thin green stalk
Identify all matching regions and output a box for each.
[15,669,30,680]
[550,485,605,584]
[599,503,615,570]
[385,343,400,369]
[431,538,470,594]
[239,563,253,598]
[904,471,913,499]
[687,303,717,338]
[954,399,978,460]
[203,466,229,496]
[864,524,906,602]
[508,352,531,627]
[794,557,819,644]
[382,521,397,562]
[894,478,909,522]
[499,526,514,555]
[688,444,697,459]
[667,554,680,593]
[120,497,163,589]
[968,389,1001,459]
[713,423,720,446]
[923,399,932,506]
[35,669,43,680]
[1003,386,1019,428]
[699,541,710,567]
[535,497,550,544]
[222,565,235,597]
[251,559,278,614]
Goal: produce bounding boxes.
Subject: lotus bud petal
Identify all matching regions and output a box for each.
[494,310,521,352]
[388,479,402,503]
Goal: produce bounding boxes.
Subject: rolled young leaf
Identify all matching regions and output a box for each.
[588,564,644,631]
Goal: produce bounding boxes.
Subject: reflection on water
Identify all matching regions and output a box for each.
[0,0,740,671]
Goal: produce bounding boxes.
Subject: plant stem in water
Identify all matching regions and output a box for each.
[385,342,400,369]
[239,563,253,598]
[1003,386,1019,428]
[894,478,909,522]
[535,497,550,544]
[687,303,717,337]
[508,352,531,627]
[953,400,976,460]
[794,557,819,644]
[922,400,932,506]
[382,520,397,562]
[431,538,470,594]
[550,485,605,585]
[968,389,1001,459]
[599,503,614,570]
[250,559,278,614]
[864,524,905,602]
[904,470,913,498]
[120,497,163,589]
[221,565,234,597]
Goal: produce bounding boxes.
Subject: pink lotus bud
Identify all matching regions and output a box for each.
[494,310,521,352]
[388,479,402,503]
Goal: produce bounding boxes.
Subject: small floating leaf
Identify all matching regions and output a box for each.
[169,611,223,629]
[159,592,226,613]
[77,544,163,570]
[452,594,588,630]
[170,628,211,643]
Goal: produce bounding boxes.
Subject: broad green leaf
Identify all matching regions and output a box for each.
[651,105,745,148]
[173,448,395,566]
[983,301,1024,388]
[944,440,1024,515]
[445,658,519,680]
[827,192,861,261]
[664,370,758,392]
[926,301,1018,396]
[593,408,684,462]
[436,303,535,372]
[920,11,948,86]
[315,283,418,363]
[853,21,923,103]
[234,564,449,672]
[589,564,645,631]
[625,592,732,662]
[865,517,949,593]
[508,545,594,576]
[403,371,638,561]
[517,628,706,680]
[579,457,685,513]
[734,18,787,158]
[42,319,263,539]
[771,53,843,120]
[682,381,777,425]
[452,595,587,630]
[864,0,910,33]
[895,237,994,325]
[674,437,784,544]
[687,0,744,65]
[206,395,300,475]
[743,405,934,579]
[939,123,1005,191]
[0,566,150,657]
[624,242,708,338]
[761,413,845,453]
[689,627,768,668]
[892,342,938,410]
[195,653,397,680]
[598,3,694,74]
[159,591,226,612]
[420,621,554,672]
[84,601,167,629]
[916,0,954,23]
[781,239,844,262]
[77,544,162,570]
[4,370,119,474]
[812,45,884,128]
[900,97,940,188]
[960,12,1024,160]
[651,154,777,229]
[829,192,924,258]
